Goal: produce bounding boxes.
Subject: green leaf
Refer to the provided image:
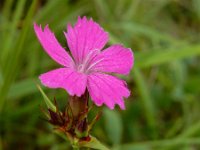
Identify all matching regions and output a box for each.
[177,120,200,138]
[114,138,200,149]
[1,0,26,62]
[0,68,3,87]
[94,0,112,21]
[135,44,200,68]
[193,0,200,19]
[80,136,110,150]
[103,108,123,145]
[8,78,37,100]
[36,84,56,112]
[113,145,148,150]
[112,22,181,44]
[0,0,38,111]
[36,0,66,22]
[133,68,157,138]
[2,0,14,19]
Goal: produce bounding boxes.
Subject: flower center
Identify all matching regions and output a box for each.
[75,49,103,74]
[77,64,85,73]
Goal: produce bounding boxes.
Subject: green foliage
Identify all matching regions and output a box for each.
[80,136,110,150]
[103,108,123,145]
[0,0,200,149]
[37,84,56,112]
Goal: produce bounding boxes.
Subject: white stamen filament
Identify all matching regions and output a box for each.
[85,57,104,73]
[76,49,101,73]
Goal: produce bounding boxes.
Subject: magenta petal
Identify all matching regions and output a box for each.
[34,23,73,67]
[64,16,109,64]
[87,73,130,109]
[92,44,134,75]
[39,68,87,97]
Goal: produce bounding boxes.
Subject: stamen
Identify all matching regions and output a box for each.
[78,64,84,72]
[77,49,100,73]
[83,49,99,65]
[86,57,104,73]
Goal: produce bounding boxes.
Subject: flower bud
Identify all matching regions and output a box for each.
[75,118,88,138]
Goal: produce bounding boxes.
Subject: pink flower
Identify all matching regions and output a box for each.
[34,16,134,110]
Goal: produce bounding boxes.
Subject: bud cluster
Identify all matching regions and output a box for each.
[42,91,101,147]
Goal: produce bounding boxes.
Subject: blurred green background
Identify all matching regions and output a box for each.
[0,0,200,149]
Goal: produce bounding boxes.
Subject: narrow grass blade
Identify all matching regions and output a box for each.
[93,0,112,20]
[1,0,26,62]
[112,22,182,44]
[135,44,200,68]
[104,108,123,145]
[133,68,157,138]
[113,138,200,150]
[36,84,56,112]
[0,67,3,86]
[7,78,37,100]
[2,0,14,19]
[177,120,200,138]
[36,0,65,21]
[0,0,38,111]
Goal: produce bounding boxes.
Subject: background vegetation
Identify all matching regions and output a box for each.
[0,0,200,149]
